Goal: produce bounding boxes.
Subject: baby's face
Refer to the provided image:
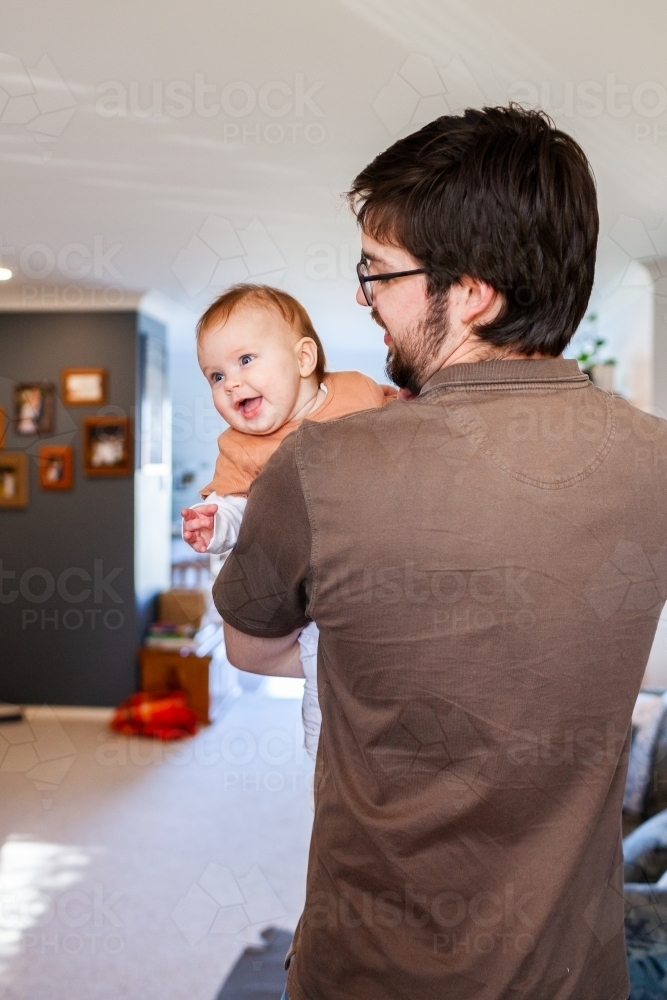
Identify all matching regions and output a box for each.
[198,306,312,435]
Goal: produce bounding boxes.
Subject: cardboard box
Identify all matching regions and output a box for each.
[139,647,212,724]
[158,589,207,629]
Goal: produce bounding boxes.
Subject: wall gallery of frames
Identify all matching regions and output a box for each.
[0,310,171,707]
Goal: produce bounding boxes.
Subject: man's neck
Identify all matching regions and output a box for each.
[440,339,539,369]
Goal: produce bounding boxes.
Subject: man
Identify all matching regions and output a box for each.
[214,107,667,999]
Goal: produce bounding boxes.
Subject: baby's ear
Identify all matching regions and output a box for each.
[296,337,318,379]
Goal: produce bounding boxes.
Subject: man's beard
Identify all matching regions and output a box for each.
[374,294,449,396]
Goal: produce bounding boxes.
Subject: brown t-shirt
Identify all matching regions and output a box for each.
[214,358,667,1000]
[200,370,387,497]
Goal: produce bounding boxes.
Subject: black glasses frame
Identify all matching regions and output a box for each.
[356,258,428,307]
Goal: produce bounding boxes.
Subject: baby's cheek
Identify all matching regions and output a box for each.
[212,390,231,420]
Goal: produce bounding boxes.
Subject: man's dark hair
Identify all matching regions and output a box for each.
[347,105,599,356]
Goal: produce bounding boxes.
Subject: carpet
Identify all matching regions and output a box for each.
[214,927,291,1000]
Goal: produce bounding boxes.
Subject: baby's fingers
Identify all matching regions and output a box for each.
[188,515,214,532]
[198,504,218,516]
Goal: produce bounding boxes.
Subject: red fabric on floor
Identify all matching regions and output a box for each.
[110,690,197,740]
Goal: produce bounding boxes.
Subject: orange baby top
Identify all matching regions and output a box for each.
[200,370,391,498]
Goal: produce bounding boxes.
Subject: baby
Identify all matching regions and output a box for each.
[182,283,393,759]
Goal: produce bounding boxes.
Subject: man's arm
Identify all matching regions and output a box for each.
[213,430,312,671]
[223,622,304,677]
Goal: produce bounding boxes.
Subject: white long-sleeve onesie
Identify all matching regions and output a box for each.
[187,494,321,760]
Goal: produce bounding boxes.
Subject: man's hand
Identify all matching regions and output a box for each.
[223,622,304,677]
[181,503,218,553]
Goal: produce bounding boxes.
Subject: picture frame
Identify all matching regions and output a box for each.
[0,452,28,508]
[0,407,7,448]
[83,416,132,477]
[38,445,73,490]
[62,368,107,406]
[14,382,56,435]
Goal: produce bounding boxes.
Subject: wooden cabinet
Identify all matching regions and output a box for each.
[139,647,212,725]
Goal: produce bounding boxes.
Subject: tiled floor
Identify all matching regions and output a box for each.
[0,691,313,1000]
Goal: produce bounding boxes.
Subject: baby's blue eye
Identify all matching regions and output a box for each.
[240,355,253,366]
[212,372,223,383]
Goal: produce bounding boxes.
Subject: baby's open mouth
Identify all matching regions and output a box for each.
[236,395,263,419]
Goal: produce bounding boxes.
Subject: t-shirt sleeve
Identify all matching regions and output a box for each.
[200,432,257,498]
[212,430,312,637]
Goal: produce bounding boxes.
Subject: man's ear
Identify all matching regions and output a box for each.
[458,276,503,327]
[295,337,319,378]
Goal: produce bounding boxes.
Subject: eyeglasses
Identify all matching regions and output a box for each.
[356,255,428,307]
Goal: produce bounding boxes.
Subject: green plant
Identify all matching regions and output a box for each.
[576,332,615,368]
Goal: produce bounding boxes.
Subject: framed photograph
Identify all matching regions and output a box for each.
[62,368,107,406]
[0,407,7,448]
[83,417,132,477]
[38,445,73,490]
[14,382,55,435]
[0,453,28,508]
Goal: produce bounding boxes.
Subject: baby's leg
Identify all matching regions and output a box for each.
[298,621,321,761]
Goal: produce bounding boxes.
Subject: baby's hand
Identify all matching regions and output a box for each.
[381,384,417,401]
[181,504,218,553]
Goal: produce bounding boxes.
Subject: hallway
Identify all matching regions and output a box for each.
[0,691,313,1000]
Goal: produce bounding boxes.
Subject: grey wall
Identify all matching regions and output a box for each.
[0,311,141,706]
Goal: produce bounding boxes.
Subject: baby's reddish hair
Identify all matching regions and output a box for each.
[196,284,327,383]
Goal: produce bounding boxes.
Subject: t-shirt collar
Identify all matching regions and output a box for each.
[420,357,587,394]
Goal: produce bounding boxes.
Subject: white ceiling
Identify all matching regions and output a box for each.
[1,0,667,364]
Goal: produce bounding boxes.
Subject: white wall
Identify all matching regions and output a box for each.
[568,262,654,411]
[596,261,654,411]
